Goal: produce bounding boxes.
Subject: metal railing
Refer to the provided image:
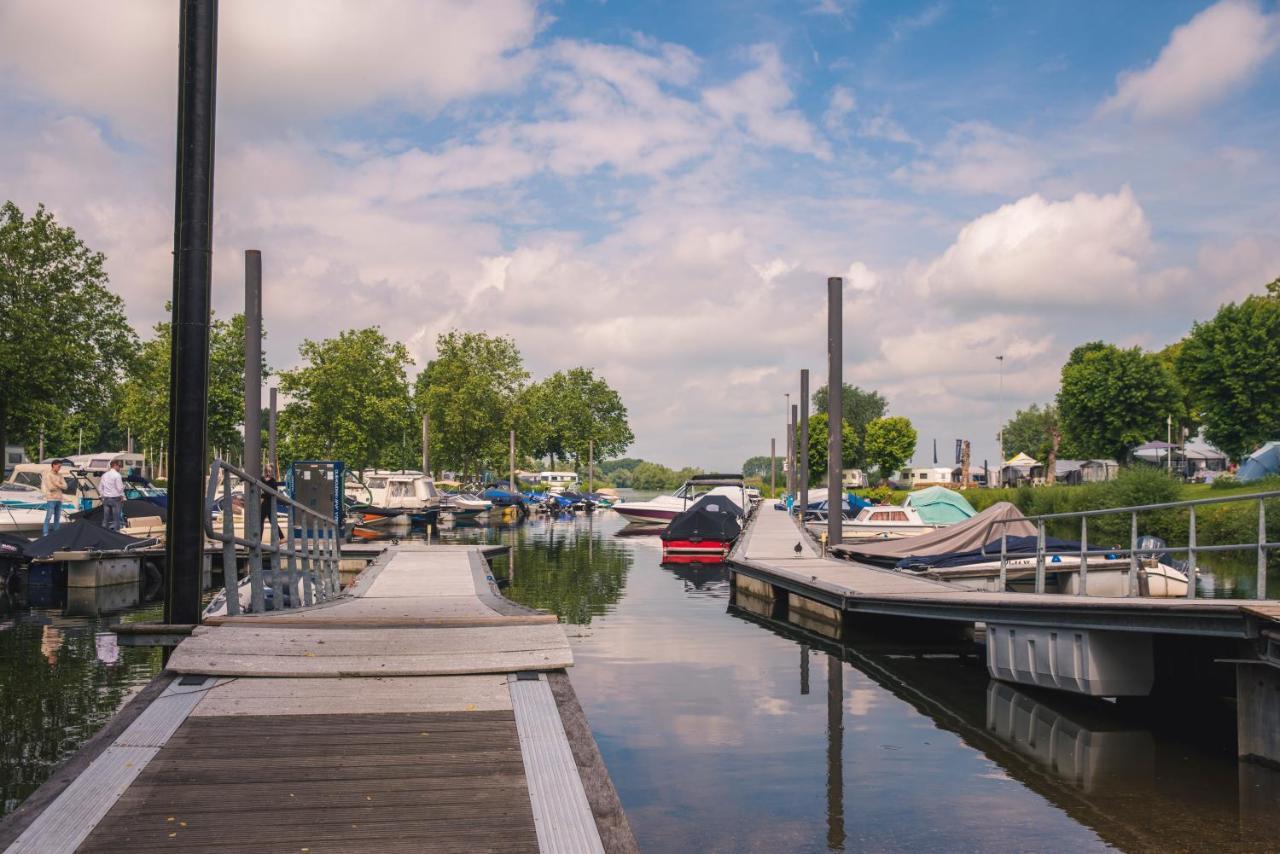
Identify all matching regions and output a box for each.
[981,489,1280,600]
[203,459,341,616]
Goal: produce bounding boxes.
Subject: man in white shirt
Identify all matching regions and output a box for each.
[99,459,126,531]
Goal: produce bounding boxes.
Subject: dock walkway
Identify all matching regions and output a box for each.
[2,544,634,854]
[732,508,1272,638]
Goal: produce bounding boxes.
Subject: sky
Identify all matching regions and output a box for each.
[2,0,1278,471]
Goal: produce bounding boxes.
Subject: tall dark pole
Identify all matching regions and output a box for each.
[164,0,218,628]
[826,653,846,849]
[244,250,262,478]
[770,438,776,497]
[783,404,793,504]
[785,393,793,496]
[827,276,843,547]
[799,369,809,514]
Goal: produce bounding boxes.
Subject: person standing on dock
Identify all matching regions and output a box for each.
[261,464,284,540]
[99,458,126,531]
[41,460,67,536]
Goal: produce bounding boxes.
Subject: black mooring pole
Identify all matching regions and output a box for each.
[164,0,218,628]
[827,276,843,547]
[799,369,809,515]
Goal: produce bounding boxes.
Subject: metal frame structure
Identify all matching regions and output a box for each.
[203,459,341,616]
[982,489,1280,600]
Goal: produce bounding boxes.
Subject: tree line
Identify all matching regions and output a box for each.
[1,202,633,477]
[1002,278,1280,466]
[743,385,918,485]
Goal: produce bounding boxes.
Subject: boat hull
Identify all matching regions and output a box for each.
[614,505,681,525]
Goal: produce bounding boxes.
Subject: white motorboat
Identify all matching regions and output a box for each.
[349,470,442,524]
[907,552,1190,598]
[806,503,943,541]
[613,475,750,526]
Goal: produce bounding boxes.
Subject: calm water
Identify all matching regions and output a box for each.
[3,510,1278,851]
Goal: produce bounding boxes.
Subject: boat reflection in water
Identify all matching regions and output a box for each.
[727,575,1280,851]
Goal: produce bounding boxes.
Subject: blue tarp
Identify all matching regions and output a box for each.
[1238,441,1280,484]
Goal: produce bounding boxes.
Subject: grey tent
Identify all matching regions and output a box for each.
[1238,441,1280,484]
[830,501,1036,567]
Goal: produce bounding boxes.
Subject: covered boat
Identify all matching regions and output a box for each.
[903,486,976,524]
[660,494,744,564]
[614,474,749,526]
[831,502,1035,566]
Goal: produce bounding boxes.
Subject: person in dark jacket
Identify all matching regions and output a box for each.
[260,464,285,541]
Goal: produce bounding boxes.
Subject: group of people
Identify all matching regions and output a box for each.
[40,458,128,536]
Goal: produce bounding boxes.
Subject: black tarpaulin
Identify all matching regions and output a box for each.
[661,495,743,543]
[26,521,150,558]
[78,498,168,524]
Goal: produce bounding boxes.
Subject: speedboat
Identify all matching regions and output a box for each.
[350,470,441,525]
[895,534,1191,597]
[660,494,744,564]
[614,474,750,526]
[440,493,492,518]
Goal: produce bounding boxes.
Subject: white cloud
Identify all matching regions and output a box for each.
[823,86,857,132]
[1100,0,1280,120]
[0,0,542,139]
[893,122,1043,195]
[919,187,1165,307]
[845,261,879,292]
[703,45,830,159]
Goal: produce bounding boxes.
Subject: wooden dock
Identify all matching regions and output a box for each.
[1,544,635,854]
[732,508,1273,638]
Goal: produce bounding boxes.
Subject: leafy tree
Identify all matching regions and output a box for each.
[415,331,527,476]
[630,461,675,491]
[119,312,264,462]
[520,368,633,467]
[799,412,857,484]
[1056,342,1180,461]
[1176,284,1280,460]
[278,327,414,471]
[864,416,917,484]
[741,455,774,479]
[811,383,886,469]
[0,202,135,458]
[1001,403,1079,461]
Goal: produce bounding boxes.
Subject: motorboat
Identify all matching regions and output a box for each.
[350,470,441,524]
[894,534,1190,598]
[440,493,492,518]
[807,486,976,541]
[614,474,750,526]
[660,494,744,564]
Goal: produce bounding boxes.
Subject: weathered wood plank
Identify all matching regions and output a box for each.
[76,712,540,854]
[189,674,513,716]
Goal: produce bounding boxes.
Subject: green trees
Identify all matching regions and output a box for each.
[800,412,857,483]
[864,416,917,483]
[1001,403,1073,461]
[521,368,633,468]
[810,383,886,469]
[278,328,415,471]
[119,313,263,460]
[1176,284,1280,460]
[0,202,134,458]
[1057,342,1180,461]
[417,331,527,476]
[741,455,773,479]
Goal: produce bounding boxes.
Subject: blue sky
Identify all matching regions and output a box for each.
[1,1,1278,470]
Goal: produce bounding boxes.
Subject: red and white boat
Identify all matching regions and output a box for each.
[660,493,745,564]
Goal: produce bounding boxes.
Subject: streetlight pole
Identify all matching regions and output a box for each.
[784,392,792,495]
[996,354,1005,464]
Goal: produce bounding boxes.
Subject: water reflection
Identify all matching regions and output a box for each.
[489,512,1271,852]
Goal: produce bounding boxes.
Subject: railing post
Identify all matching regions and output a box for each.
[1128,512,1139,597]
[248,479,265,613]
[1034,521,1046,594]
[1259,499,1268,601]
[999,529,1008,591]
[286,502,299,607]
[268,486,283,608]
[300,518,315,606]
[1186,506,1197,600]
[221,466,239,616]
[1078,516,1088,596]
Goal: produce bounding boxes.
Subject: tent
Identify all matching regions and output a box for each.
[1004,452,1037,467]
[831,502,1035,567]
[903,486,977,524]
[1238,441,1280,484]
